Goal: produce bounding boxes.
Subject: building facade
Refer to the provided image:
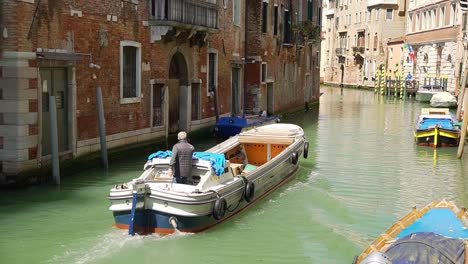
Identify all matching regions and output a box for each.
[321,0,406,86]
[403,0,464,93]
[0,0,320,180]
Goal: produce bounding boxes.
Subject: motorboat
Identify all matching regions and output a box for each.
[213,113,279,140]
[108,123,309,235]
[430,92,457,108]
[415,84,445,103]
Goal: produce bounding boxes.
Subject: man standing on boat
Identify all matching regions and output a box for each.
[168,131,195,184]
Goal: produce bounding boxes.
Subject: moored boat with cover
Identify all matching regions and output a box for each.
[213,114,279,140]
[414,108,460,148]
[108,123,309,235]
[354,199,468,264]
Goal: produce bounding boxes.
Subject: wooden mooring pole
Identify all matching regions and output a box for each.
[457,12,468,158]
[457,87,468,159]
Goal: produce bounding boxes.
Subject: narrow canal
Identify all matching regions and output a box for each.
[1,86,468,264]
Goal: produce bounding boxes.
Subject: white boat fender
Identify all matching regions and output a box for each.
[303,141,309,159]
[213,197,227,220]
[169,216,178,229]
[291,152,299,165]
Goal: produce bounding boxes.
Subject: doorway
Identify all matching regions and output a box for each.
[231,67,241,116]
[267,82,274,115]
[168,52,189,133]
[40,68,70,156]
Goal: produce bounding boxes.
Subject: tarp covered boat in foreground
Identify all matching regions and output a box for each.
[108,123,308,235]
[354,199,468,264]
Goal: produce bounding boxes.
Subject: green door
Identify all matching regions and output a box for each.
[40,68,69,156]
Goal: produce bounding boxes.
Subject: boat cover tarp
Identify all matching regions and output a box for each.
[430,92,457,108]
[386,232,465,264]
[419,118,455,130]
[147,151,225,176]
[396,208,468,239]
[193,152,226,176]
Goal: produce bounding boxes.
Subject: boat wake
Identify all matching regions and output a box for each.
[48,229,193,264]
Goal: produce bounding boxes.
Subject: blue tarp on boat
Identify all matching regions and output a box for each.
[419,118,455,129]
[147,151,225,176]
[147,150,172,160]
[396,208,468,239]
[386,232,465,264]
[193,152,226,176]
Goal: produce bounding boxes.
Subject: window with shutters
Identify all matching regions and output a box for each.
[233,0,241,25]
[207,51,218,95]
[120,41,141,104]
[386,9,393,20]
[262,1,268,33]
[273,5,278,35]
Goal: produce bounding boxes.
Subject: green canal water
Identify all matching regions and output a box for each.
[2,86,468,264]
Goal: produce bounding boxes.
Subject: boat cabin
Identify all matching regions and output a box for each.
[140,133,296,192]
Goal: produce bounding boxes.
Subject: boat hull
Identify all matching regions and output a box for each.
[414,127,460,147]
[111,166,298,234]
[415,91,436,102]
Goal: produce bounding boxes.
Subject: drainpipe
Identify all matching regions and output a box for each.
[243,0,248,117]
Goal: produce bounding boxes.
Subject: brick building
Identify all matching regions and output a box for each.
[0,0,320,181]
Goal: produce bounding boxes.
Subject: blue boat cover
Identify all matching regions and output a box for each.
[147,150,173,160]
[396,208,468,239]
[386,232,465,264]
[419,118,455,129]
[193,152,226,176]
[147,151,225,176]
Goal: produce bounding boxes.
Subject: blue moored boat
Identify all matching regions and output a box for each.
[414,108,460,148]
[354,199,468,264]
[214,114,279,139]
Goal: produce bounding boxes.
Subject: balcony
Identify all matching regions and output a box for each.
[149,0,218,32]
[336,48,346,56]
[325,8,335,16]
[367,0,398,8]
[352,46,365,54]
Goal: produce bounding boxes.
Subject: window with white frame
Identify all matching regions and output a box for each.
[450,4,456,25]
[440,7,445,27]
[207,50,218,95]
[423,12,427,30]
[261,63,267,83]
[408,16,412,33]
[262,1,268,33]
[386,9,393,20]
[120,40,141,103]
[233,0,241,25]
[417,13,420,31]
[432,9,436,28]
[376,8,380,20]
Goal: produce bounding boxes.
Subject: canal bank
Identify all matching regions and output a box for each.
[0,105,317,188]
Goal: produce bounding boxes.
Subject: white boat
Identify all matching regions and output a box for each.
[430,92,457,108]
[108,123,309,235]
